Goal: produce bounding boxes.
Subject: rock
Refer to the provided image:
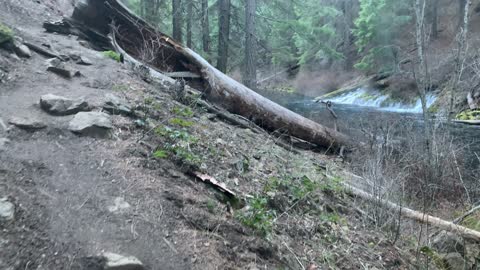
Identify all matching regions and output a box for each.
[107,197,131,213]
[0,138,10,151]
[40,94,90,116]
[13,41,32,58]
[77,56,92,65]
[0,198,14,221]
[8,117,46,131]
[103,94,133,116]
[441,253,466,270]
[68,112,112,138]
[102,252,144,270]
[432,231,465,256]
[46,58,72,78]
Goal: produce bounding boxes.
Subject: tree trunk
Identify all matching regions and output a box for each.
[201,0,210,53]
[172,0,182,43]
[431,0,439,39]
[459,0,467,29]
[66,0,353,150]
[217,0,231,73]
[186,1,193,48]
[243,0,256,89]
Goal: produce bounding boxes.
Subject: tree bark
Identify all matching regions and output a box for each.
[186,1,193,48]
[201,0,210,53]
[217,0,231,73]
[431,0,439,39]
[459,0,467,29]
[172,0,183,43]
[243,0,257,89]
[67,0,353,150]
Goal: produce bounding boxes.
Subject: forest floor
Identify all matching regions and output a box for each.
[0,1,477,270]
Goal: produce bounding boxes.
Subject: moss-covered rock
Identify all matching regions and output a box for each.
[456,109,480,120]
[0,23,14,44]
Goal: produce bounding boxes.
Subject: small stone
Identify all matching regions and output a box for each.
[13,41,32,58]
[40,94,90,116]
[46,58,72,78]
[107,197,131,213]
[0,198,14,221]
[8,117,46,131]
[68,112,112,138]
[102,252,144,270]
[103,94,133,116]
[77,56,92,66]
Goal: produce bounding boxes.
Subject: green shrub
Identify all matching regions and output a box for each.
[237,195,276,237]
[169,118,194,127]
[153,150,168,159]
[0,23,14,44]
[172,106,194,118]
[456,109,480,120]
[102,50,122,62]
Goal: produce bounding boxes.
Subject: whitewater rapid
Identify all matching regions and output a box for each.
[324,88,436,113]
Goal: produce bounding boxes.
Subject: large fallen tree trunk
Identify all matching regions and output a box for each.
[65,0,352,150]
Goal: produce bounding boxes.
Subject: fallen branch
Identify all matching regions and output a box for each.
[190,171,236,199]
[343,181,480,241]
[23,42,59,58]
[453,204,480,224]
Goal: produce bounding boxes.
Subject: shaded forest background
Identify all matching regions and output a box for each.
[122,0,480,110]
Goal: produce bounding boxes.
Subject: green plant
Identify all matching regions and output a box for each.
[206,199,216,213]
[172,106,194,118]
[154,125,201,167]
[153,149,168,159]
[237,195,276,237]
[169,117,194,127]
[456,109,480,120]
[320,175,343,194]
[102,50,122,62]
[0,23,13,44]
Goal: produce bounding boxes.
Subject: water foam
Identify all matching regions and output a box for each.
[324,88,436,113]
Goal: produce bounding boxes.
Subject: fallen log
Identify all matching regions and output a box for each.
[66,0,352,150]
[342,181,480,241]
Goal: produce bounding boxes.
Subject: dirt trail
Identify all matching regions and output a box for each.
[0,1,195,269]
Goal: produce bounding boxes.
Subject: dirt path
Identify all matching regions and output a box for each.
[0,1,197,269]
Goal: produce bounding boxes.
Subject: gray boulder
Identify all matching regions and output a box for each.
[432,231,465,256]
[68,112,112,138]
[103,94,133,116]
[40,94,90,116]
[8,117,46,131]
[0,198,14,221]
[0,138,10,151]
[46,58,73,78]
[102,252,144,270]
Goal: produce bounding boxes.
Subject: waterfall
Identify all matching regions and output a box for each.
[324,88,437,113]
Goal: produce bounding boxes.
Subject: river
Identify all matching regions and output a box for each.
[260,90,480,179]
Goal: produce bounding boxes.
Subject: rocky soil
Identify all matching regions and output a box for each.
[0,0,478,269]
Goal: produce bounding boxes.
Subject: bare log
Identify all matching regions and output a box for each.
[66,0,352,150]
[343,181,480,241]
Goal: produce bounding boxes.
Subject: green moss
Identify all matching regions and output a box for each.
[456,109,480,120]
[428,104,439,114]
[0,23,14,44]
[102,50,121,62]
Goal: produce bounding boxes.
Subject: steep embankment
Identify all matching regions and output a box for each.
[0,0,478,269]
